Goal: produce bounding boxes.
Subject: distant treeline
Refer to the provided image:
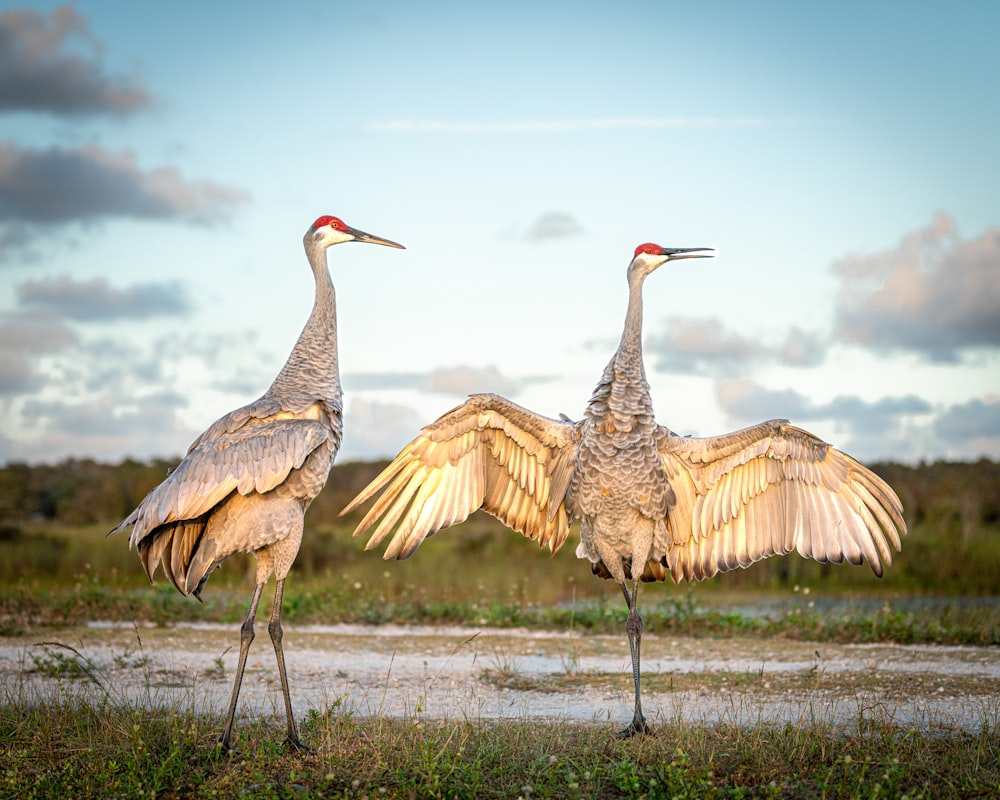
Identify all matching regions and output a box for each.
[1,456,998,531]
[0,457,387,528]
[1,456,998,594]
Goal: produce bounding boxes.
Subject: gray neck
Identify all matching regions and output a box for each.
[586,270,652,422]
[617,271,646,376]
[267,236,341,403]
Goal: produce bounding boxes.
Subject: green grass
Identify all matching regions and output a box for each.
[2,517,999,797]
[2,683,997,799]
[7,579,998,646]
[1,520,999,645]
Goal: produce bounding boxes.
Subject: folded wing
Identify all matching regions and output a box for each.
[111,417,330,590]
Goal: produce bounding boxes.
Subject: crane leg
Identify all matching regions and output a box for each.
[219,580,265,753]
[618,575,650,738]
[268,578,309,752]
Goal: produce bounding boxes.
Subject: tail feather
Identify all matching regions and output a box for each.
[589,557,669,584]
[134,518,210,597]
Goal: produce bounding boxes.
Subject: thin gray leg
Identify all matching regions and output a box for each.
[219,581,265,753]
[268,578,309,751]
[618,576,650,738]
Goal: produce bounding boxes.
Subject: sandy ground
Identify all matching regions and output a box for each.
[4,621,998,734]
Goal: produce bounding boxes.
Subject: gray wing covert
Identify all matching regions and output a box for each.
[185,396,285,453]
[657,420,906,583]
[116,418,330,549]
[342,393,581,559]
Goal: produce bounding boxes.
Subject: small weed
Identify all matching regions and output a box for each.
[205,655,226,679]
[27,642,109,697]
[485,644,522,682]
[559,641,583,678]
[28,645,90,679]
[111,649,150,670]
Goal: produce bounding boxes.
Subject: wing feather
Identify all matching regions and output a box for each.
[366,467,428,552]
[113,417,329,559]
[343,393,580,558]
[659,420,906,583]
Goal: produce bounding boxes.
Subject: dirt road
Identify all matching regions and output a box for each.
[5,622,998,733]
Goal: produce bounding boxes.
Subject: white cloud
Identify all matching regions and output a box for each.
[344,372,426,392]
[427,365,520,396]
[524,212,583,242]
[0,310,77,394]
[9,392,193,463]
[932,396,1000,444]
[648,318,827,374]
[340,397,423,462]
[832,212,1000,361]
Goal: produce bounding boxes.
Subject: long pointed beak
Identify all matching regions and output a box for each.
[348,227,406,249]
[664,247,714,260]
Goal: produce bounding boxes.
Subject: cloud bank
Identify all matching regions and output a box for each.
[0,6,247,263]
[649,319,827,375]
[833,212,1000,362]
[0,144,247,226]
[17,275,192,320]
[715,377,999,462]
[0,4,150,116]
[647,213,999,376]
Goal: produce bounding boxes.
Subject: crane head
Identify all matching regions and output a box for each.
[629,242,714,279]
[309,215,405,249]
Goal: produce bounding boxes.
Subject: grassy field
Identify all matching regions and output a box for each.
[3,683,998,799]
[2,510,999,797]
[2,518,999,646]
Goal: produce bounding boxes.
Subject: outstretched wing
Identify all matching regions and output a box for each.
[342,393,581,559]
[112,417,330,550]
[657,420,906,583]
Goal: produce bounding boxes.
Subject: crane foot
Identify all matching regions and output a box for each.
[285,734,312,753]
[215,736,237,757]
[616,716,651,739]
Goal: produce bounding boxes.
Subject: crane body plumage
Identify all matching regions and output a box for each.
[572,253,675,591]
[111,215,403,751]
[343,242,906,737]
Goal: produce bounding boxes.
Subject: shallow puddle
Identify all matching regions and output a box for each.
[4,622,998,733]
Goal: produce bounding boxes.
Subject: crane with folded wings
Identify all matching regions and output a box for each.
[111,215,404,752]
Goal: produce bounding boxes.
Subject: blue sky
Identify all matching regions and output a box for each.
[1,0,998,467]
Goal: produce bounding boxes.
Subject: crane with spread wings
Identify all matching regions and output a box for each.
[343,242,905,737]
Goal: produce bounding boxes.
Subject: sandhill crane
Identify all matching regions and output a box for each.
[110,215,404,752]
[342,242,906,738]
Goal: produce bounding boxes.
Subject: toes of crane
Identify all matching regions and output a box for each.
[617,716,652,739]
[285,734,312,753]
